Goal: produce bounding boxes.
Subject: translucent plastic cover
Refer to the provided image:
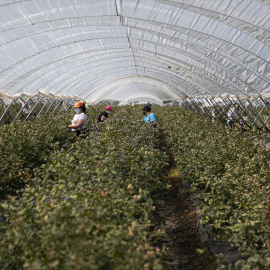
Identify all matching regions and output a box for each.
[0,0,269,104]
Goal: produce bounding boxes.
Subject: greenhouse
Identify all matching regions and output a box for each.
[0,0,270,269]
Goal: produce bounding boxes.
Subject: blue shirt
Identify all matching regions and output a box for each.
[143,113,157,125]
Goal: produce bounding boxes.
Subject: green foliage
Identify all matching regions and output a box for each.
[155,107,270,269]
[0,106,106,199]
[0,114,72,199]
[0,106,167,270]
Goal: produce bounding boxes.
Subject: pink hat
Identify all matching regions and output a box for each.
[106,106,114,111]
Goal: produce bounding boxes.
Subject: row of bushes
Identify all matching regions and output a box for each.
[0,113,72,199]
[0,106,167,269]
[0,105,108,199]
[156,107,270,269]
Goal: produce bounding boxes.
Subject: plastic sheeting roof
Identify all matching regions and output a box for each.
[0,0,269,104]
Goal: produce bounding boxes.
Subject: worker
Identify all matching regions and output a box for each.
[142,105,157,127]
[227,103,238,130]
[97,106,114,123]
[68,101,87,137]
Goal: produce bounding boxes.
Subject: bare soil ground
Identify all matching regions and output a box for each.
[157,177,217,270]
[157,130,217,270]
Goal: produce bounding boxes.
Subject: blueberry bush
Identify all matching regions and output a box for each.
[0,106,167,269]
[155,107,270,269]
[0,106,105,200]
[0,114,71,199]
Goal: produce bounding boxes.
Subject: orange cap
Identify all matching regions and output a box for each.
[73,101,84,108]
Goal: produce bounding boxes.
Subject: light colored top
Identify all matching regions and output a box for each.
[71,112,87,131]
[227,107,237,121]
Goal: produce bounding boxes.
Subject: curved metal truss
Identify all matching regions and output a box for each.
[0,0,269,104]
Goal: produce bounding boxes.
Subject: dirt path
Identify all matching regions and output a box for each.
[157,130,217,270]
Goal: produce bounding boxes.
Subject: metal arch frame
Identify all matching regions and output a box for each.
[1,30,259,100]
[54,67,202,102]
[118,96,163,106]
[127,23,268,92]
[0,0,268,108]
[152,0,270,40]
[88,75,184,103]
[1,33,262,98]
[1,11,268,100]
[1,40,248,99]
